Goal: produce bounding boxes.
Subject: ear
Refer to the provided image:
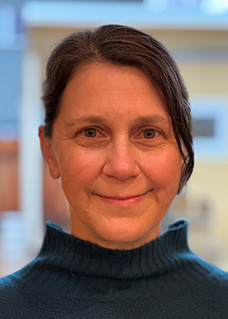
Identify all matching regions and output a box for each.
[39,126,60,179]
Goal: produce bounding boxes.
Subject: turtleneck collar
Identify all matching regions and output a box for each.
[38,219,191,279]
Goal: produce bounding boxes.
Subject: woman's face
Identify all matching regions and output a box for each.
[40,62,183,249]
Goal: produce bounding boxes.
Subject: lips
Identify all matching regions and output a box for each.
[95,191,150,206]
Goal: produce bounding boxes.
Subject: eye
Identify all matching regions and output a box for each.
[84,128,97,137]
[143,129,157,139]
[74,126,105,140]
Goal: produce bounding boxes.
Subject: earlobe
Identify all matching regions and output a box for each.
[38,126,60,179]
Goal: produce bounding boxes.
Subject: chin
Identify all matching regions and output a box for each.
[95,219,160,250]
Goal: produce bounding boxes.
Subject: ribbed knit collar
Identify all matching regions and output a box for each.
[38,219,192,279]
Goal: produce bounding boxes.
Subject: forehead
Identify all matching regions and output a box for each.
[60,62,170,121]
[69,62,163,93]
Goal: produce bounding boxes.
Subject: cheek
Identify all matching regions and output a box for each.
[143,150,182,188]
[58,148,104,194]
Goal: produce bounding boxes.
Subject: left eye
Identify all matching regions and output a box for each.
[84,128,97,137]
[143,129,157,139]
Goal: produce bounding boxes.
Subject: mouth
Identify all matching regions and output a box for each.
[95,191,150,207]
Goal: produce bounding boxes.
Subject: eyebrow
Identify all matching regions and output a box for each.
[133,115,171,126]
[66,114,171,128]
[66,116,108,127]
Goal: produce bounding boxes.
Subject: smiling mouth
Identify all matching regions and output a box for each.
[95,191,150,206]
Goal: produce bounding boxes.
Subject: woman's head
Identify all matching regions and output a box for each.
[40,24,194,249]
[42,24,194,192]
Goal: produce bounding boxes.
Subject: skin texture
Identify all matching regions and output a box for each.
[39,62,183,250]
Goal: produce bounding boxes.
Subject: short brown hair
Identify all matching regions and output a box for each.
[42,24,194,191]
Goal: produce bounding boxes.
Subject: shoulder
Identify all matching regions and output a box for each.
[0,254,48,318]
[0,272,21,294]
[0,267,53,319]
[189,254,228,295]
[191,261,228,316]
[0,269,30,298]
[0,272,26,317]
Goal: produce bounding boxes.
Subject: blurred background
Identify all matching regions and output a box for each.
[0,0,228,276]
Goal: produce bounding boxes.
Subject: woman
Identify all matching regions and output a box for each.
[0,24,228,318]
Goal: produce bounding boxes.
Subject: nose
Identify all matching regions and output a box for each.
[102,137,140,181]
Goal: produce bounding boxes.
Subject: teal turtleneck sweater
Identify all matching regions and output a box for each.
[0,220,228,318]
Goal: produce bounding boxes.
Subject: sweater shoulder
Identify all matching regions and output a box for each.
[188,252,228,289]
[0,272,26,317]
[0,271,26,299]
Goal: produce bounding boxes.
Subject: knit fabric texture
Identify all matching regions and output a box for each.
[0,219,228,318]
